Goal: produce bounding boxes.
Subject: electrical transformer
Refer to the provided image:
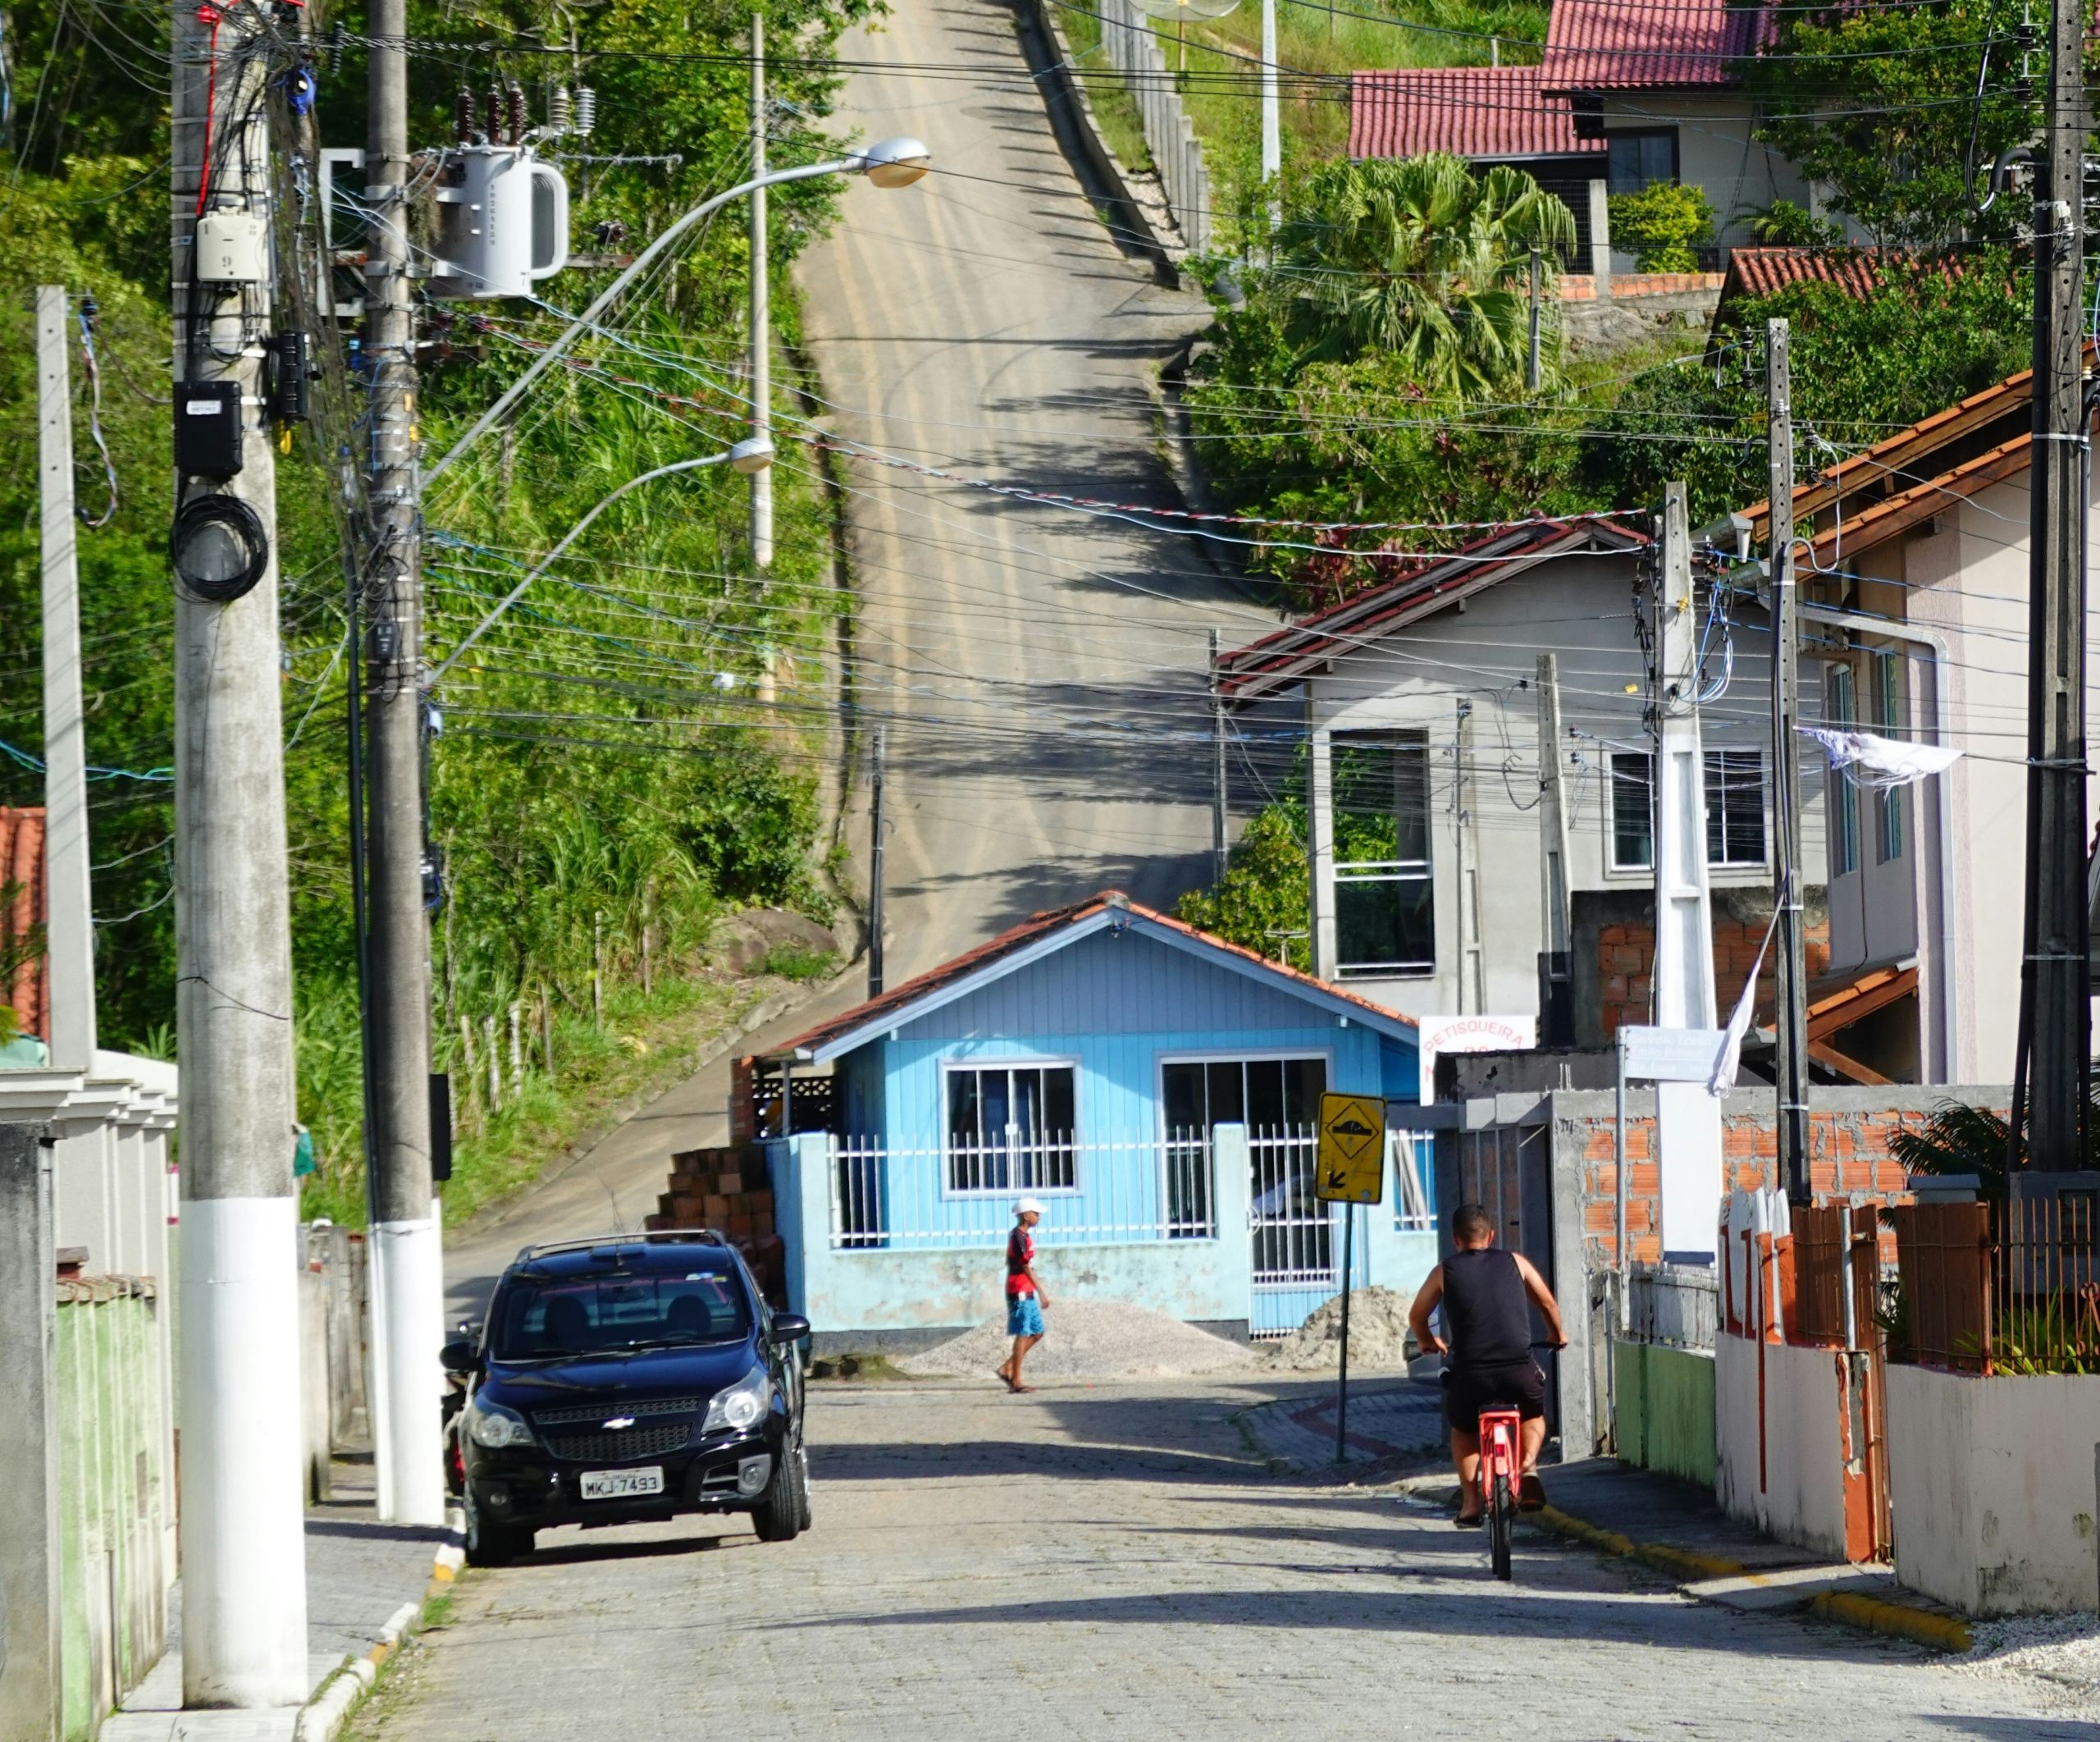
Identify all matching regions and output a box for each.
[427,145,571,301]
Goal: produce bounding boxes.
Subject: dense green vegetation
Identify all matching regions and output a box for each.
[0,0,874,1214]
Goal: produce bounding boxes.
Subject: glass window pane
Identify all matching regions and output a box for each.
[1827,665,1859,876]
[947,1070,979,1144]
[1043,1067,1075,1136]
[1244,1059,1285,1132]
[1162,1063,1204,1136]
[1206,1061,1244,1127]
[1610,752,1654,871]
[1394,739,1430,864]
[1704,751,1765,867]
[1283,1057,1328,1126]
[1335,876,1435,973]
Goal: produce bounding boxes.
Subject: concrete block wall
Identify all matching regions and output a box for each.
[645,1144,785,1305]
[1594,915,1832,1043]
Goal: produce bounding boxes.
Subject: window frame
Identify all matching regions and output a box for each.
[1605,128,1680,196]
[1331,729,1437,980]
[1605,748,1769,875]
[1704,749,1769,870]
[1827,663,1861,878]
[1873,650,1906,864]
[939,1056,1083,1198]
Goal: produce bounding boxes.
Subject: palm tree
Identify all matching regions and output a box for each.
[1264,153,1577,396]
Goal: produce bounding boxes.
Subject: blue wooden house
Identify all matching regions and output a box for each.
[756,891,1436,1343]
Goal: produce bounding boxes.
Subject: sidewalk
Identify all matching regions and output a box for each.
[1405,1458,1974,1652]
[106,1459,457,1742]
[1237,1378,1445,1471]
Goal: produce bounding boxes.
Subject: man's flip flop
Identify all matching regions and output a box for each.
[1454,1510,1483,1529]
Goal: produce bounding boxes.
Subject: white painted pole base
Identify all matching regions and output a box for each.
[178,1196,310,1707]
[372,1214,448,1525]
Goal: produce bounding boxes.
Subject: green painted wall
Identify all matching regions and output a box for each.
[1613,1339,1718,1488]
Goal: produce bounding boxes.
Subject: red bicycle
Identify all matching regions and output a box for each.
[1477,1406,1522,1581]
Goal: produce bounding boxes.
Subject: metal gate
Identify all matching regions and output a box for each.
[1433,1121,1560,1418]
[1249,1127,1335,1337]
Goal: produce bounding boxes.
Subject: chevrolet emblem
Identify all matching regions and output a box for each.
[602,1416,636,1430]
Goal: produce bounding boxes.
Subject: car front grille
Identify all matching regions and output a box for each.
[543,1422,692,1463]
[532,1396,699,1426]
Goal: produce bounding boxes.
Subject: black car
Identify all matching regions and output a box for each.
[442,1230,811,1566]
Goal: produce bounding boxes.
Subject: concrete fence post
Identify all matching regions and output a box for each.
[1212,1123,1253,1332]
[1587,179,1612,298]
[0,1120,61,1742]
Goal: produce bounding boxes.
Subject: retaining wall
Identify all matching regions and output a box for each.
[1885,1364,2100,1615]
[1715,1328,1853,1561]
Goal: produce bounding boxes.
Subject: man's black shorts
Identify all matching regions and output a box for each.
[1442,1359,1547,1433]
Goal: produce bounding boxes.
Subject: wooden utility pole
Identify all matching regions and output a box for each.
[39,287,95,1067]
[1535,653,1573,1047]
[869,725,888,997]
[1210,628,1229,885]
[2012,0,2092,1173]
[170,0,309,1699]
[1767,319,1810,1202]
[363,0,445,1526]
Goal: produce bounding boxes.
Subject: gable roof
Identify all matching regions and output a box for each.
[1215,514,1650,705]
[1349,66,1605,163]
[766,891,1418,1065]
[1719,245,1920,306]
[2,807,48,1043]
[1541,0,1769,93]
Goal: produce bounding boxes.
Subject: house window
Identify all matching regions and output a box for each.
[1828,664,1860,876]
[1332,732,1435,978]
[1874,651,1905,863]
[1159,1056,1328,1241]
[1609,750,1769,872]
[944,1063,1076,1193]
[1606,130,1678,195]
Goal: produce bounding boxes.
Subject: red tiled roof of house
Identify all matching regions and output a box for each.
[1216,514,1651,702]
[772,890,1416,1060]
[1541,0,1769,92]
[1,807,48,1042]
[1348,66,1605,162]
[1720,246,1921,303]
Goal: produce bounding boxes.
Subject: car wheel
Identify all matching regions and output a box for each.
[464,1504,532,1568]
[751,1450,804,1543]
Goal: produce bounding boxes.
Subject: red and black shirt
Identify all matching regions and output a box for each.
[1006,1225,1036,1297]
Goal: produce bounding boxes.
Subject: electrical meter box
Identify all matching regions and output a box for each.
[194,211,270,285]
[175,381,244,479]
[427,145,570,300]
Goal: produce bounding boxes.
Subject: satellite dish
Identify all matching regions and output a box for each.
[1128,0,1241,15]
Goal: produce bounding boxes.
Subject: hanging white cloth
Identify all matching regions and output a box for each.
[1708,902,1781,1096]
[1805,726,1962,790]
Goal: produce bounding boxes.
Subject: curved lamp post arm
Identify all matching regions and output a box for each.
[424,158,852,487]
[428,448,747,685]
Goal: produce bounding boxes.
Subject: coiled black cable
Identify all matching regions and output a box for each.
[170,492,271,603]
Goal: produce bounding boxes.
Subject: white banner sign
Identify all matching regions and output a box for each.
[1417,1013,1537,1102]
[1618,1024,1728,1086]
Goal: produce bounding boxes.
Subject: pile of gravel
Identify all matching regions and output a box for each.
[1263,1285,1417,1372]
[900,1298,1258,1381]
[1957,1612,2100,1720]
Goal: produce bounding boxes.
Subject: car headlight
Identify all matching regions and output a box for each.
[467,1397,536,1449]
[701,1367,771,1436]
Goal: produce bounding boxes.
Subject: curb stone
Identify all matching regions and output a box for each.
[294,1509,466,1742]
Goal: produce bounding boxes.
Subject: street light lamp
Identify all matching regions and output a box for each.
[429,436,776,682]
[426,139,933,486]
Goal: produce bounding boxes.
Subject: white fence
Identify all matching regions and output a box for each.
[1093,0,1214,253]
[1625,1261,1720,1351]
[829,1133,1217,1249]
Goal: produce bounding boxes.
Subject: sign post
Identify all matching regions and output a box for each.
[1317,1092,1386,1462]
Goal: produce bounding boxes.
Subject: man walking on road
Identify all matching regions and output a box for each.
[999,1197,1048,1392]
[1408,1203,1565,1524]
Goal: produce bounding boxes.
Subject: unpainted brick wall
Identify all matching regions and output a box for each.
[1574,1103,1961,1268]
[1596,915,1832,1040]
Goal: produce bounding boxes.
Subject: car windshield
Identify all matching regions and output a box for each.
[491,1270,753,1361]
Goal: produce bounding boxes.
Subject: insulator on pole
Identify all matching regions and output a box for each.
[482,82,503,145]
[572,84,596,139]
[549,84,573,135]
[454,86,477,144]
[506,81,526,145]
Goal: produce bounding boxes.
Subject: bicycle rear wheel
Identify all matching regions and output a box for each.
[1489,1475,1513,1580]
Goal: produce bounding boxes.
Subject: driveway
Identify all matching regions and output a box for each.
[797,0,1258,985]
[349,1380,2073,1740]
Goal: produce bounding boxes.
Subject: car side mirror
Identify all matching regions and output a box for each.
[769,1313,810,1345]
[440,1337,479,1375]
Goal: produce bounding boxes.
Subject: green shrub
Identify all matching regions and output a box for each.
[1608,183,1716,272]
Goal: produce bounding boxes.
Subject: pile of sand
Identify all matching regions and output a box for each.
[1263,1285,1418,1372]
[900,1297,1259,1381]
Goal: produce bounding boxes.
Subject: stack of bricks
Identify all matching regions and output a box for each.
[1598,915,1832,1040]
[645,1144,787,1306]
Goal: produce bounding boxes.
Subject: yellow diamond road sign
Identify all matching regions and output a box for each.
[1316,1092,1386,1205]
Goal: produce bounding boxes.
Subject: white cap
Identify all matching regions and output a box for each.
[1014,1197,1044,1217]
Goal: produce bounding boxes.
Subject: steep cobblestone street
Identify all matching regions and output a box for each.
[352,1382,2075,1740]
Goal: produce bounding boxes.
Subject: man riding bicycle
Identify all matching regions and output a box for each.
[1407,1203,1567,1525]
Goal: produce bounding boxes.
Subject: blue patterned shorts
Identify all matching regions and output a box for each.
[1007,1294,1044,1337]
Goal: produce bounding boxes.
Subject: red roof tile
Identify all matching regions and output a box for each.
[1349,66,1604,162]
[1541,0,1768,92]
[1717,245,1946,308]
[772,891,1415,1061]
[1,807,48,1043]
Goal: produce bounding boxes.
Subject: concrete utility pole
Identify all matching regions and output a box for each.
[1259,0,1280,229]
[1535,652,1573,1047]
[364,0,445,1526]
[39,286,95,1067]
[171,0,309,1702]
[1210,629,1228,885]
[1766,319,1810,1202]
[749,12,773,573]
[1454,699,1481,1012]
[1526,249,1543,395]
[2011,0,2092,1173]
[1651,484,1723,1260]
[868,725,887,998]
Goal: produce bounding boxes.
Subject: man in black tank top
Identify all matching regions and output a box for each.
[1408,1202,1567,1524]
